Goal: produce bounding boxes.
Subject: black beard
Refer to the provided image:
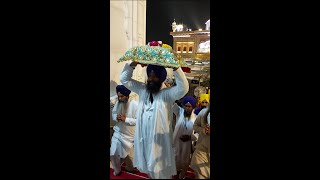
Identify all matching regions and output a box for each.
[146,81,162,93]
[184,111,192,117]
[116,101,129,115]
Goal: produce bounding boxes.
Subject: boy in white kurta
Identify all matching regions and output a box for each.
[172,96,198,179]
[120,62,189,179]
[110,85,138,176]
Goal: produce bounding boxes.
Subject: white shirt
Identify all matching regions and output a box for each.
[120,63,189,178]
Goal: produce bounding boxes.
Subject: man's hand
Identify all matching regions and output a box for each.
[130,62,138,67]
[130,61,138,69]
[179,135,191,142]
[117,114,126,122]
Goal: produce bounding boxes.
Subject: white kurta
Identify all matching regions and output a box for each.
[172,103,197,170]
[120,63,189,179]
[110,99,138,158]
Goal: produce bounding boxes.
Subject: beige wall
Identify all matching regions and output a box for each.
[110,0,147,127]
[110,0,147,100]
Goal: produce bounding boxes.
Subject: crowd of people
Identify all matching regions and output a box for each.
[110,61,211,179]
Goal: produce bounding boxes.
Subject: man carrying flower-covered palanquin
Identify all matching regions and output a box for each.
[119,44,189,178]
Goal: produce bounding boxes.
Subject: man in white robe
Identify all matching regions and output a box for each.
[120,61,189,179]
[110,85,138,176]
[190,105,211,179]
[172,96,198,179]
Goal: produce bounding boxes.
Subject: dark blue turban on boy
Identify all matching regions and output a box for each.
[182,96,197,108]
[116,85,131,97]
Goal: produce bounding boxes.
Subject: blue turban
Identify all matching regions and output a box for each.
[116,85,131,97]
[182,96,197,108]
[146,64,167,83]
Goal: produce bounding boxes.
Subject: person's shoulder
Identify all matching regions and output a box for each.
[198,107,208,116]
[158,87,172,97]
[111,101,118,111]
[130,99,138,105]
[176,104,184,111]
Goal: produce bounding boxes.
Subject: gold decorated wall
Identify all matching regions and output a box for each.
[170,30,210,61]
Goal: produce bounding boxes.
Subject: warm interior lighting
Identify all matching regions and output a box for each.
[172,35,191,38]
